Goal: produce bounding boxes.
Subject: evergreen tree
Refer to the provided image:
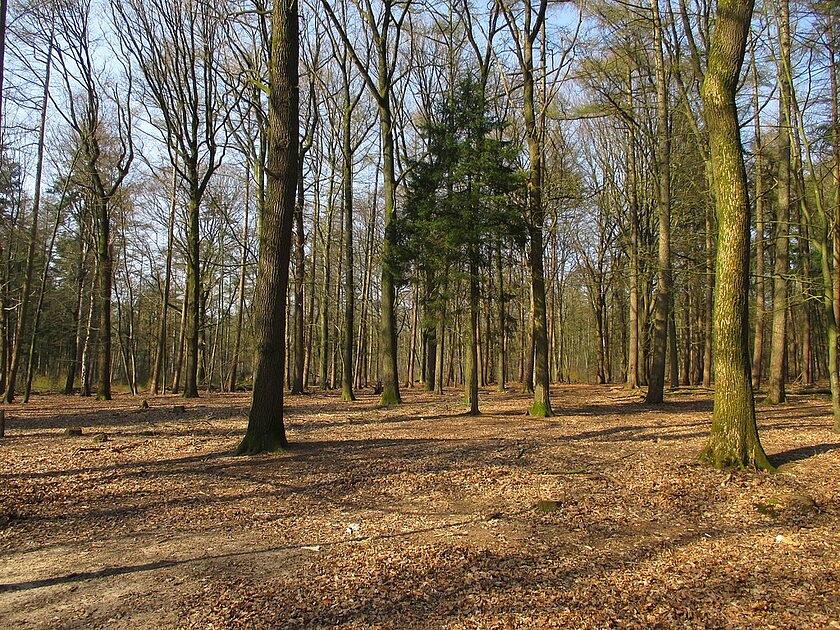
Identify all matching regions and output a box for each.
[395,76,525,414]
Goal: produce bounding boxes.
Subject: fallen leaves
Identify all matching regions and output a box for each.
[0,385,838,629]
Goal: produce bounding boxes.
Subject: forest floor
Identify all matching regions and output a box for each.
[0,384,838,629]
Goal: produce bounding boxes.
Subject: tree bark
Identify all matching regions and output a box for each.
[645,0,672,405]
[700,0,772,470]
[151,165,177,394]
[340,74,356,401]
[238,0,298,454]
[228,171,250,392]
[767,0,792,405]
[751,39,766,389]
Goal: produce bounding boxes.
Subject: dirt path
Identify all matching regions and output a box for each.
[1,385,838,628]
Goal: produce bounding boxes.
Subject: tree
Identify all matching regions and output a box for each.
[396,76,524,414]
[699,0,772,470]
[321,0,411,407]
[644,0,672,405]
[113,0,237,398]
[51,0,134,401]
[500,0,553,416]
[237,0,299,454]
[767,0,792,405]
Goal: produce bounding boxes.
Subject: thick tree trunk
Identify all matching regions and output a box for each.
[238,0,298,454]
[700,0,772,470]
[521,12,552,416]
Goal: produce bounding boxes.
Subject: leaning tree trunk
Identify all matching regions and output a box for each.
[238,0,299,455]
[700,0,772,470]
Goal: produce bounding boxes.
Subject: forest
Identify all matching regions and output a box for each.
[0,0,838,627]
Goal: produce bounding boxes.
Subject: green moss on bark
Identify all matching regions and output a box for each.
[528,401,552,418]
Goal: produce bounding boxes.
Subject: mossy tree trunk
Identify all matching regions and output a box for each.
[700,0,773,471]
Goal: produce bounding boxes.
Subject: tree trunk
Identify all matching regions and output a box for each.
[238,0,298,454]
[645,0,672,405]
[626,124,640,390]
[183,190,201,399]
[378,98,401,407]
[751,40,766,389]
[171,288,188,394]
[341,80,355,401]
[151,165,177,394]
[229,172,250,392]
[466,256,479,415]
[767,0,792,405]
[94,193,113,401]
[700,0,772,470]
[65,218,88,394]
[5,39,51,403]
[496,243,506,391]
[291,153,306,393]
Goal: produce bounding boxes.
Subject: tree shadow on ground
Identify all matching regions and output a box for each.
[770,443,840,466]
